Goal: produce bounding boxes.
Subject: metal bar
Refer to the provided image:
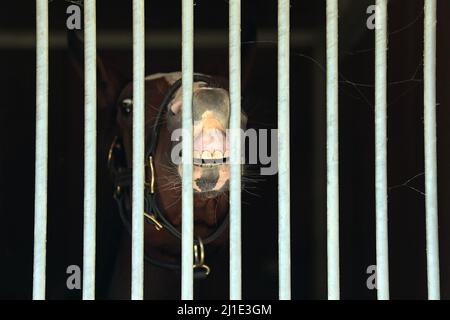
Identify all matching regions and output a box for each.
[424,0,440,300]
[326,0,340,300]
[181,0,194,300]
[132,0,145,300]
[278,0,291,300]
[0,30,320,49]
[82,0,97,300]
[32,0,49,300]
[375,0,389,300]
[229,0,242,300]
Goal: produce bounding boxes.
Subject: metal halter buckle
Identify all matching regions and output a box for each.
[193,238,210,276]
[143,155,162,231]
[145,155,155,194]
[107,136,119,171]
[113,185,122,200]
[144,211,163,231]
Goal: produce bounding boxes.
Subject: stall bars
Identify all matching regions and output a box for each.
[31,0,441,300]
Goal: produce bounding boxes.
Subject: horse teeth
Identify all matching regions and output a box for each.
[202,151,212,159]
[193,151,201,159]
[213,151,223,159]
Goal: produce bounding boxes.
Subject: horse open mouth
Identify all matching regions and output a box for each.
[169,86,239,194]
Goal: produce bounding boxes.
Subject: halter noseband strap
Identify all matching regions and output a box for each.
[108,74,229,279]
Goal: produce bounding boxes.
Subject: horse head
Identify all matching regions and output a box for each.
[68,32,248,279]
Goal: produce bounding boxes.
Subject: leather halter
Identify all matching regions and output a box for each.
[108,75,229,279]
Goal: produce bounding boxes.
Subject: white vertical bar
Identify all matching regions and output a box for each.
[278,0,291,300]
[229,0,242,300]
[375,0,390,300]
[326,0,340,300]
[132,0,145,300]
[33,0,48,300]
[83,0,97,300]
[424,0,440,300]
[181,0,194,300]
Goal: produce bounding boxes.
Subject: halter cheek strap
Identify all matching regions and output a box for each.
[108,75,229,279]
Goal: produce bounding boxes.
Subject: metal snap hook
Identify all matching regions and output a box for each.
[193,238,210,276]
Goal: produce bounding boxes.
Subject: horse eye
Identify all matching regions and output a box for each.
[121,98,133,115]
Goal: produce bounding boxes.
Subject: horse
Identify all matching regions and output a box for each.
[68,33,249,299]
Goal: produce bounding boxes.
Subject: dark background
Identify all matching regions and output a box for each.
[0,0,449,299]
